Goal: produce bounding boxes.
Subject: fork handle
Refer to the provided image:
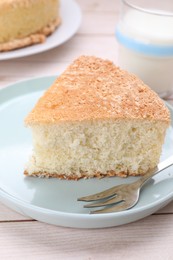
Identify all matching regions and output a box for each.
[136,155,173,187]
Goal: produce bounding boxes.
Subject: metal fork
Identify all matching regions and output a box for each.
[78,156,173,214]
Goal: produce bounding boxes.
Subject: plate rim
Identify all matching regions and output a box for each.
[0,177,173,219]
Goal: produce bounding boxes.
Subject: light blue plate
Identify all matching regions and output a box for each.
[0,76,173,228]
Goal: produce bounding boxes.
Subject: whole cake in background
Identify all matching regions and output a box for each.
[24,56,170,180]
[0,0,60,52]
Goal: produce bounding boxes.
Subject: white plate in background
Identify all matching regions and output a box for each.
[0,0,81,60]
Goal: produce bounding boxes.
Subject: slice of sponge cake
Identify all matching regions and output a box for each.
[24,56,170,180]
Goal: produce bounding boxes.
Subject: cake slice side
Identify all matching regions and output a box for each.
[24,119,169,179]
[24,56,170,179]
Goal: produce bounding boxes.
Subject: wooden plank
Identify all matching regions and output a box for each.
[22,35,118,62]
[0,62,68,80]
[0,36,118,74]
[77,0,120,12]
[0,76,32,89]
[0,214,173,259]
[0,203,31,221]
[78,11,119,35]
[157,201,173,214]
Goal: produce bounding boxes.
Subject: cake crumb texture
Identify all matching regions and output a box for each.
[25,120,168,178]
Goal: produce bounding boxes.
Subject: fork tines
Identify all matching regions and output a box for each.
[77,184,130,214]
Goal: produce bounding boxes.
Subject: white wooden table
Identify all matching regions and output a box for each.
[0,1,173,259]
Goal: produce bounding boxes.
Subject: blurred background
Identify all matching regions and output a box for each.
[0,0,119,88]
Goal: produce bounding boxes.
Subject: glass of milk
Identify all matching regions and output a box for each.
[116,0,173,98]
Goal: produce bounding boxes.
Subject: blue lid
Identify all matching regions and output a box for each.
[116,29,173,57]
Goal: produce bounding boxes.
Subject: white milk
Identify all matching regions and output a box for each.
[116,9,173,97]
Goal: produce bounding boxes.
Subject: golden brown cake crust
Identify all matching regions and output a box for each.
[25,56,170,125]
[0,18,60,52]
[0,0,45,7]
[24,170,145,180]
